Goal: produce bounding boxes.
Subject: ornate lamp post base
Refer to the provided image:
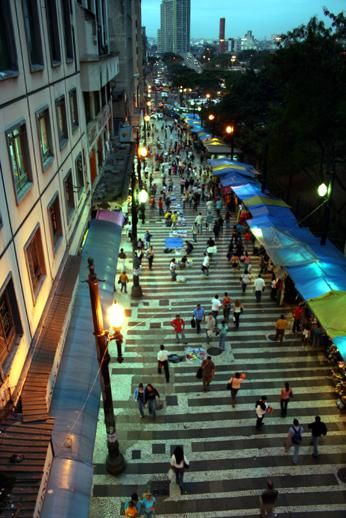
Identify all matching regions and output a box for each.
[131,284,143,298]
[106,451,126,475]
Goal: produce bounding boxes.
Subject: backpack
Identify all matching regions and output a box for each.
[291,426,302,444]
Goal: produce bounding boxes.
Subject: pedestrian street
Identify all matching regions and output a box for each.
[90,119,346,517]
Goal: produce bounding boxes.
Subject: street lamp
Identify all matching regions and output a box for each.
[225,124,235,160]
[86,259,126,475]
[317,178,334,245]
[208,113,216,134]
[143,114,150,144]
[131,133,148,298]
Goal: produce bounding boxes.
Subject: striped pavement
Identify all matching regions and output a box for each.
[90,123,346,517]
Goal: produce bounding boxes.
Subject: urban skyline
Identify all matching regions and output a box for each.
[142,0,345,39]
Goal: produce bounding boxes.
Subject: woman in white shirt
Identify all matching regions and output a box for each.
[170,445,189,492]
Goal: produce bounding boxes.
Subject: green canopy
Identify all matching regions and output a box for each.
[245,195,290,208]
[308,290,346,338]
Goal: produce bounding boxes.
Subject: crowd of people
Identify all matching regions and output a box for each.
[120,114,331,517]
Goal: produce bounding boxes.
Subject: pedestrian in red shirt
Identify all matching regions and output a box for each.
[292,305,304,334]
[170,314,186,343]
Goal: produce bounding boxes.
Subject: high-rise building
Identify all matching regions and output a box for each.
[158,0,190,55]
[219,17,226,54]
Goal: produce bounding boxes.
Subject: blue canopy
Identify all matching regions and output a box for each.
[220,172,256,187]
[250,206,298,229]
[232,184,262,199]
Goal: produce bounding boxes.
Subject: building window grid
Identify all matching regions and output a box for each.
[36,107,54,168]
[6,123,32,202]
[48,194,63,251]
[25,226,46,300]
[22,0,44,70]
[56,96,68,149]
[69,89,79,131]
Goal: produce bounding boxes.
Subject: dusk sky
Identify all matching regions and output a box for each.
[142,0,345,39]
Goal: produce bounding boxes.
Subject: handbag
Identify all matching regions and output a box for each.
[156,400,164,411]
[196,367,203,379]
[191,317,196,328]
[226,382,232,390]
[167,468,175,482]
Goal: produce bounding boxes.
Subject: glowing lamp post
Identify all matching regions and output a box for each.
[87,260,126,475]
[317,180,334,246]
[208,113,216,134]
[225,124,235,160]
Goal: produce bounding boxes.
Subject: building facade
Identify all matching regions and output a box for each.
[0,0,119,408]
[158,0,190,55]
[219,17,226,54]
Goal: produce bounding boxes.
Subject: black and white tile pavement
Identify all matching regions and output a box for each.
[90,122,346,517]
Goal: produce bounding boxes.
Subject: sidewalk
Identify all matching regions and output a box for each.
[90,119,346,517]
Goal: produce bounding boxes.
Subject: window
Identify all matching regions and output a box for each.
[56,96,68,149]
[36,107,54,168]
[25,226,46,300]
[22,0,43,70]
[83,92,92,123]
[61,0,73,62]
[75,153,85,197]
[6,122,32,202]
[63,170,75,220]
[69,89,79,131]
[46,0,61,65]
[94,91,100,116]
[0,278,23,366]
[48,194,63,250]
[0,1,18,78]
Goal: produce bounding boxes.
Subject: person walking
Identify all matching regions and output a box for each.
[255,396,268,430]
[218,320,229,351]
[233,299,244,330]
[195,212,203,233]
[206,312,216,343]
[170,314,186,343]
[254,274,265,302]
[169,258,177,281]
[292,304,304,334]
[146,246,155,270]
[201,356,215,392]
[170,445,189,493]
[259,479,278,518]
[222,292,232,322]
[308,416,328,458]
[228,372,244,407]
[124,493,140,517]
[133,383,146,418]
[157,344,170,382]
[285,418,304,465]
[275,314,288,343]
[280,382,293,417]
[192,222,198,242]
[192,303,205,334]
[118,271,129,293]
[241,271,251,293]
[139,491,156,518]
[144,384,160,418]
[201,252,210,276]
[118,248,127,272]
[211,294,222,320]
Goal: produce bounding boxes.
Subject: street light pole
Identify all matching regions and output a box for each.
[225,124,235,160]
[320,166,336,246]
[87,258,125,475]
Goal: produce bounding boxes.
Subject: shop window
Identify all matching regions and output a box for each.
[22,0,44,70]
[56,96,68,149]
[69,89,79,131]
[61,0,73,62]
[36,107,54,169]
[75,153,85,197]
[63,170,75,220]
[46,0,61,66]
[25,226,46,301]
[6,122,33,202]
[48,194,63,251]
[0,1,18,78]
[0,278,23,366]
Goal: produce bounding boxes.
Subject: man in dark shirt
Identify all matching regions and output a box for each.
[308,415,327,458]
[260,479,278,517]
